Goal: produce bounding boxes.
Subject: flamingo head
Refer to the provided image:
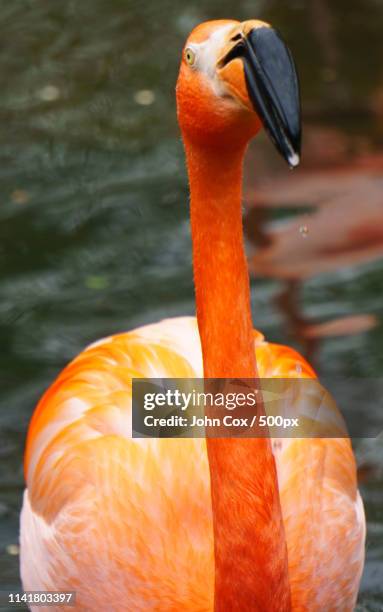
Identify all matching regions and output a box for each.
[176,19,301,167]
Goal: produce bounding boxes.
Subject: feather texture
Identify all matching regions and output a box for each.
[21,317,365,611]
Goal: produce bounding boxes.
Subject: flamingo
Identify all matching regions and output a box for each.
[20,19,365,611]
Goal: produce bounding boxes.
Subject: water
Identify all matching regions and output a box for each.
[0,0,382,608]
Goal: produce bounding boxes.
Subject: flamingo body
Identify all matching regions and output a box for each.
[21,317,365,611]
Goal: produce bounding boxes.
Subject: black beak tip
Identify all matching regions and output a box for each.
[286,133,302,168]
[271,131,301,169]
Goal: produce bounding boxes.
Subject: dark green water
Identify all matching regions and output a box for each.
[0,0,382,609]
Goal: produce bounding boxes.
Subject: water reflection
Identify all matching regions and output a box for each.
[244,126,383,365]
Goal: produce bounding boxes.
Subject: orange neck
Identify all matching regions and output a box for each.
[187,139,256,379]
[184,136,291,611]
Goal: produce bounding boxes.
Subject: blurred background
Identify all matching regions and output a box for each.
[0,0,382,609]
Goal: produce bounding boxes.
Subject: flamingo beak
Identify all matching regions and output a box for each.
[220,26,301,168]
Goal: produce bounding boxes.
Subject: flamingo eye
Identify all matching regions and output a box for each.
[185,47,196,66]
